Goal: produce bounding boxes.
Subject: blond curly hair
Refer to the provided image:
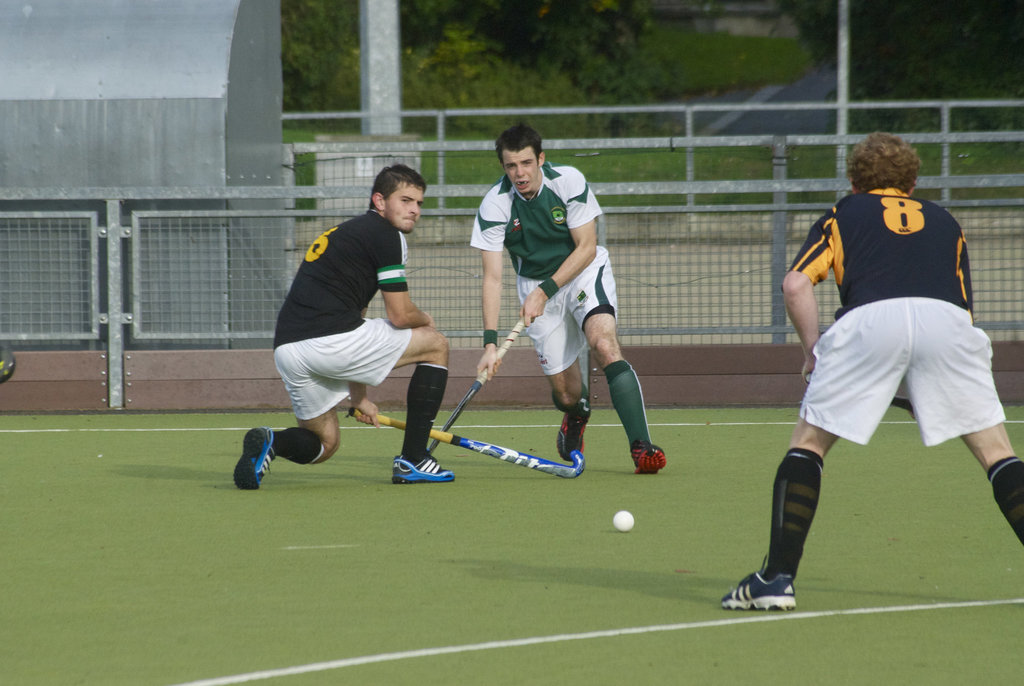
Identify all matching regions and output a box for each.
[846,132,920,193]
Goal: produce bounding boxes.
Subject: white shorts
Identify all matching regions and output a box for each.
[802,298,1005,446]
[519,246,618,375]
[274,319,412,420]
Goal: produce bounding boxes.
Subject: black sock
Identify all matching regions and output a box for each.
[764,448,824,579]
[272,427,323,464]
[988,456,1024,546]
[402,363,448,461]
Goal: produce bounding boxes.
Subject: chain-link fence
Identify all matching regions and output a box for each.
[2,132,1023,409]
[0,212,100,342]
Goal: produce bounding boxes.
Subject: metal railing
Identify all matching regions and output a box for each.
[2,130,1023,408]
[285,99,1024,201]
[282,99,1024,138]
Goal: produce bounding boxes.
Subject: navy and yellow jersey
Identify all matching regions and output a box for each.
[470,161,602,279]
[790,188,973,320]
[274,211,409,347]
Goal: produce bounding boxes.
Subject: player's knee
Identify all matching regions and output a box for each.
[428,329,449,365]
[409,326,449,366]
[315,438,339,463]
[552,388,581,412]
[590,337,622,368]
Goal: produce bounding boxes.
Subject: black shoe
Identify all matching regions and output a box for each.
[233,427,275,490]
[556,410,590,461]
[721,570,796,611]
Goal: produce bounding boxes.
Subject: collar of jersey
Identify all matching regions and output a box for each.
[867,187,910,197]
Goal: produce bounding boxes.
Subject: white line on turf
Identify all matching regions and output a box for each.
[8,418,988,434]
[281,544,359,551]
[166,597,1024,686]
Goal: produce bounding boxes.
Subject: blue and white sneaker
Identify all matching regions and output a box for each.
[721,570,796,611]
[233,427,275,490]
[392,455,454,484]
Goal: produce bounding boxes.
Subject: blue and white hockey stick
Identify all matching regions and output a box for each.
[354,410,584,479]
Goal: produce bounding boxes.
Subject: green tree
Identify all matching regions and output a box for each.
[281,0,656,111]
[400,0,650,73]
[281,0,358,111]
[777,0,1024,99]
[400,0,655,102]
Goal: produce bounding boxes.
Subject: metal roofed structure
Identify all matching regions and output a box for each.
[0,0,282,189]
[0,0,286,375]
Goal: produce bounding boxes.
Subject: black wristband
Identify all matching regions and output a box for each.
[539,278,559,298]
[483,329,498,346]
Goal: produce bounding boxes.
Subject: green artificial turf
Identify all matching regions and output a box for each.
[2,407,1021,685]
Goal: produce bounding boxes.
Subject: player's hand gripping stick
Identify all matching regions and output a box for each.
[426,319,526,454]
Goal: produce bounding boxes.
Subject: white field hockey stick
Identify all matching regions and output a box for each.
[352,409,584,479]
[426,318,527,454]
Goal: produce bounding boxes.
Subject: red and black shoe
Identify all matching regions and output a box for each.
[556,412,589,462]
[630,440,666,474]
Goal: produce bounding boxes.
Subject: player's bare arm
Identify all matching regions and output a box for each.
[782,270,821,381]
[520,219,598,323]
[348,383,380,427]
[382,289,435,330]
[477,249,505,378]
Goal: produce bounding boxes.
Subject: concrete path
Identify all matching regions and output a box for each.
[685,66,838,135]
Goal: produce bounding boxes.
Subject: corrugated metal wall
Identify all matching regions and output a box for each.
[0,0,286,355]
[0,0,282,188]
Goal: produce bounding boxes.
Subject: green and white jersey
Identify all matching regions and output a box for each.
[471,161,602,279]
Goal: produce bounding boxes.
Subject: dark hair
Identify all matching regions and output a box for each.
[847,132,920,193]
[495,123,543,162]
[369,164,427,208]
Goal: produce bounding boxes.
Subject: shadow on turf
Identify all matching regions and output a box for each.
[453,559,971,607]
[111,463,387,488]
[113,464,230,483]
[455,558,727,602]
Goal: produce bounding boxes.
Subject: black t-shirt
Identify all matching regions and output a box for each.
[273,211,409,348]
[790,189,973,320]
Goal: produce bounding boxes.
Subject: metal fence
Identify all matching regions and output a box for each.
[0,212,101,340]
[282,98,1024,142]
[2,131,1023,407]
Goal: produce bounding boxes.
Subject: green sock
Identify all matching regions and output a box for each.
[604,360,649,444]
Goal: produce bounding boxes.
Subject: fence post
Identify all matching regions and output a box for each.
[771,137,790,344]
[437,111,447,209]
[941,103,952,203]
[104,199,126,409]
[684,108,695,206]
